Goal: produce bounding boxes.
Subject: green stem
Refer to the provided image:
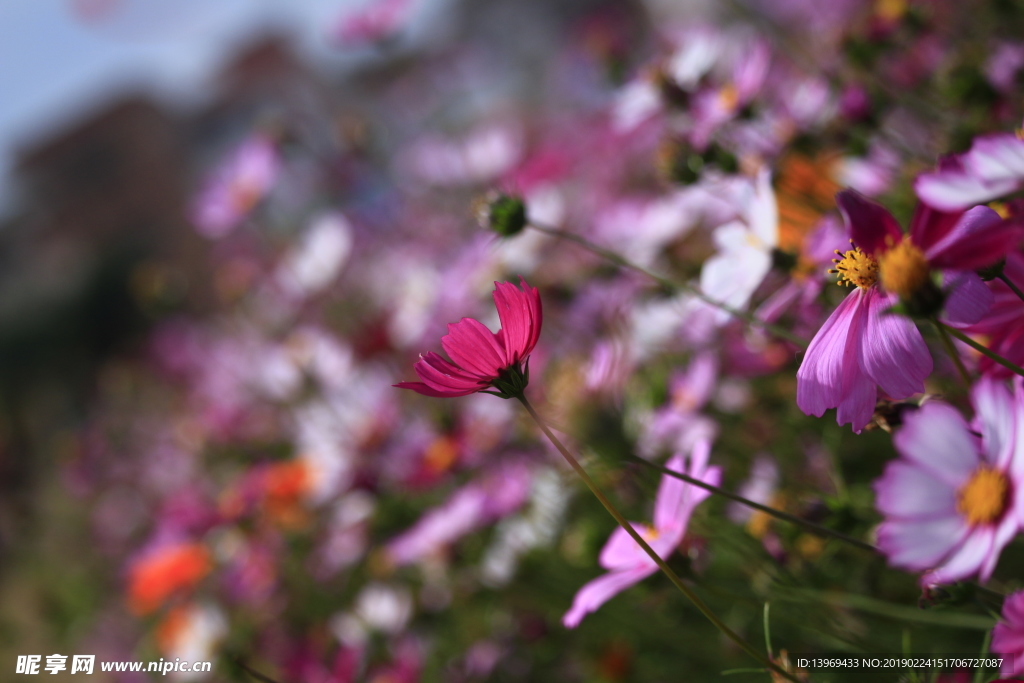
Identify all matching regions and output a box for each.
[515,394,799,682]
[528,222,809,348]
[234,659,285,683]
[933,319,972,386]
[998,272,1024,305]
[629,456,878,554]
[938,322,1024,379]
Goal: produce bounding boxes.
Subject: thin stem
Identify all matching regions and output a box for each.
[234,659,285,683]
[630,456,879,554]
[528,222,809,347]
[938,322,1024,379]
[515,394,799,682]
[933,320,972,386]
[998,272,1024,304]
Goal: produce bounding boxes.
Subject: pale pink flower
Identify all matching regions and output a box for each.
[385,462,531,566]
[916,130,1024,211]
[874,378,1024,585]
[395,278,541,398]
[190,134,279,239]
[562,440,721,628]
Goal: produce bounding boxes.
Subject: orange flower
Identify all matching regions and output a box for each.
[127,543,211,615]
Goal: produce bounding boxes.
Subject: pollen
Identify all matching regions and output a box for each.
[829,243,879,289]
[957,465,1010,526]
[878,238,930,300]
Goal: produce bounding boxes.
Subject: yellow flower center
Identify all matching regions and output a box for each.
[830,245,879,289]
[957,466,1010,526]
[718,83,739,112]
[641,524,660,542]
[878,239,930,300]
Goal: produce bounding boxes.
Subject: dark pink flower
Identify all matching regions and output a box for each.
[994,590,1024,678]
[395,278,542,398]
[874,378,1024,585]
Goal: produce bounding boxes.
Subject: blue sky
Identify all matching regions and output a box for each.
[0,0,424,214]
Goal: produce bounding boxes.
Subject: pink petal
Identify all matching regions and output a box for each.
[492,279,541,365]
[796,289,877,430]
[860,289,932,400]
[908,202,964,255]
[413,352,490,394]
[393,381,474,398]
[927,207,1024,271]
[874,460,958,520]
[980,512,1018,580]
[971,377,1016,471]
[968,133,1024,183]
[441,318,506,379]
[894,402,979,487]
[598,523,656,570]
[836,189,903,256]
[561,566,658,628]
[922,526,993,585]
[915,169,1018,211]
[942,271,994,326]
[653,454,687,532]
[876,515,969,570]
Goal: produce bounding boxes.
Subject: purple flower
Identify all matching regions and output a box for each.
[562,440,721,628]
[874,378,1024,585]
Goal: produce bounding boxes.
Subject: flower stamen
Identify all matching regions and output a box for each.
[829,241,879,289]
[878,238,930,300]
[957,465,1010,526]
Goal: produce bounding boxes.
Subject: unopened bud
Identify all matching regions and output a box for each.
[476,192,527,237]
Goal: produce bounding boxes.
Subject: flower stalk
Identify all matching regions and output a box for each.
[527,221,809,347]
[938,322,1024,379]
[515,393,801,682]
[932,319,972,386]
[628,456,878,554]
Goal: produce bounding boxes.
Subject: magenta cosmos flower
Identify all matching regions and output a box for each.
[395,278,541,398]
[796,191,933,431]
[993,589,1024,678]
[562,440,721,628]
[874,378,1024,585]
[797,189,1018,431]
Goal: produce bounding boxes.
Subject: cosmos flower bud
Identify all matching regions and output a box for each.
[476,192,527,237]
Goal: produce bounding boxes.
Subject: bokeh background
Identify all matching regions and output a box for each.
[2,0,1022,681]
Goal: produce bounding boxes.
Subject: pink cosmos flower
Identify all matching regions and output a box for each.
[562,440,721,628]
[385,462,531,566]
[993,590,1024,678]
[797,190,1017,431]
[874,377,1024,585]
[395,278,542,398]
[916,131,1024,211]
[191,134,280,239]
[796,192,932,431]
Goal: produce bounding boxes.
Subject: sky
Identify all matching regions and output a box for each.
[0,0,436,215]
